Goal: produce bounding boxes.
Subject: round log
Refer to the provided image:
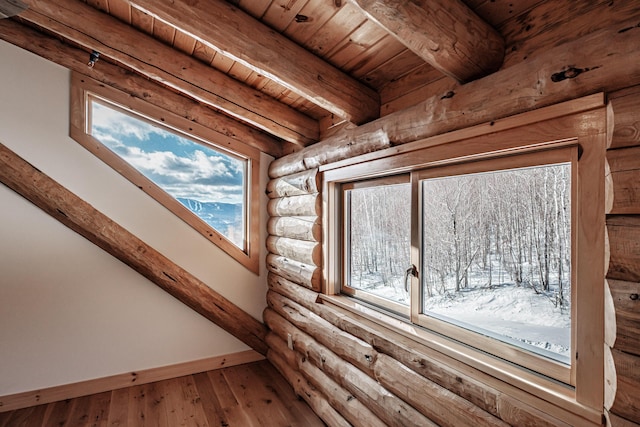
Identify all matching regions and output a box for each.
[606,145,640,214]
[266,291,376,373]
[267,194,321,217]
[298,349,387,427]
[269,128,390,178]
[267,275,583,425]
[266,327,387,427]
[611,348,640,423]
[374,353,508,427]
[266,235,322,267]
[605,158,614,214]
[264,307,436,427]
[266,255,321,290]
[267,349,351,427]
[609,88,640,150]
[605,279,618,348]
[608,278,640,356]
[266,168,320,198]
[606,409,640,427]
[267,216,322,242]
[607,216,640,282]
[605,344,618,411]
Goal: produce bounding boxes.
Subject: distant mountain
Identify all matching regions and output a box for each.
[177,198,243,238]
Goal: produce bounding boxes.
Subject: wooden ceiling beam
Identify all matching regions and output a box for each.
[19,0,319,146]
[0,19,288,158]
[125,0,380,125]
[347,0,505,83]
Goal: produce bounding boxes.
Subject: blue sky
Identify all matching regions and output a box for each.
[90,100,245,205]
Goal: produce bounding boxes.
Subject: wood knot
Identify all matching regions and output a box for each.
[441,91,455,100]
[630,293,639,301]
[550,66,600,82]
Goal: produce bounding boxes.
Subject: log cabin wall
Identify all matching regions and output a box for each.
[605,86,640,426]
[264,2,640,426]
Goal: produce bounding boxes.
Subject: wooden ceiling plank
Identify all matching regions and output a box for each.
[172,29,196,56]
[235,0,274,20]
[106,0,131,24]
[0,19,286,157]
[466,0,542,28]
[228,62,256,85]
[262,0,310,32]
[282,0,341,46]
[130,6,153,34]
[20,0,319,145]
[152,19,176,46]
[126,0,379,125]
[346,34,405,78]
[347,0,505,83]
[210,52,235,75]
[362,49,425,90]
[85,0,109,13]
[326,20,388,69]
[192,40,215,64]
[304,2,367,58]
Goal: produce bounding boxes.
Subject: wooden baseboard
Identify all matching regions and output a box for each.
[0,350,264,413]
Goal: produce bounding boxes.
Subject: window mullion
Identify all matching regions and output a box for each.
[410,172,421,324]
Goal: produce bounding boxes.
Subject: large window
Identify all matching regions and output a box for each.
[70,74,261,273]
[323,96,607,418]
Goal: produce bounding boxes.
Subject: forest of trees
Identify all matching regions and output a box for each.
[347,162,572,320]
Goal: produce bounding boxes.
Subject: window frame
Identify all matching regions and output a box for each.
[70,73,261,273]
[322,94,607,419]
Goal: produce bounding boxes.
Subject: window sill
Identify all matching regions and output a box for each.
[319,293,604,426]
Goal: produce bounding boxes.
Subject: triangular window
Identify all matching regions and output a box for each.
[71,74,260,272]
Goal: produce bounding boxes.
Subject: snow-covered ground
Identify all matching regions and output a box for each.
[351,272,571,361]
[424,285,570,359]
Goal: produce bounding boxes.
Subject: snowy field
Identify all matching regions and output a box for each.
[352,271,571,361]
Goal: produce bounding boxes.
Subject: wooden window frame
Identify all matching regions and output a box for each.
[322,94,607,421]
[70,73,261,273]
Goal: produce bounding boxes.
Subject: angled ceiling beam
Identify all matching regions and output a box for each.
[347,0,505,83]
[0,19,287,158]
[20,0,319,146]
[126,0,380,125]
[0,142,269,355]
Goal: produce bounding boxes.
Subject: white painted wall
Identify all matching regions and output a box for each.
[0,40,270,395]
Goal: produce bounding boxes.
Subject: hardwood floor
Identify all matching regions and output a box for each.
[0,360,325,426]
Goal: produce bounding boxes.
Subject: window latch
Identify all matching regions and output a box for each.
[404,264,418,292]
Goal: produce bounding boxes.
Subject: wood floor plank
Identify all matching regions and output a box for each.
[0,403,47,427]
[0,361,324,426]
[223,363,292,426]
[85,391,111,427]
[127,384,146,426]
[65,394,93,426]
[162,376,210,427]
[105,387,129,426]
[192,372,228,427]
[42,399,74,426]
[206,369,253,425]
[142,381,169,427]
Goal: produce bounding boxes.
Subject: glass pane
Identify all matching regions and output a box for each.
[90,99,246,248]
[347,183,411,305]
[421,163,571,363]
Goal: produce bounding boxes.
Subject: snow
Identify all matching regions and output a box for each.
[351,272,571,362]
[424,284,571,360]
